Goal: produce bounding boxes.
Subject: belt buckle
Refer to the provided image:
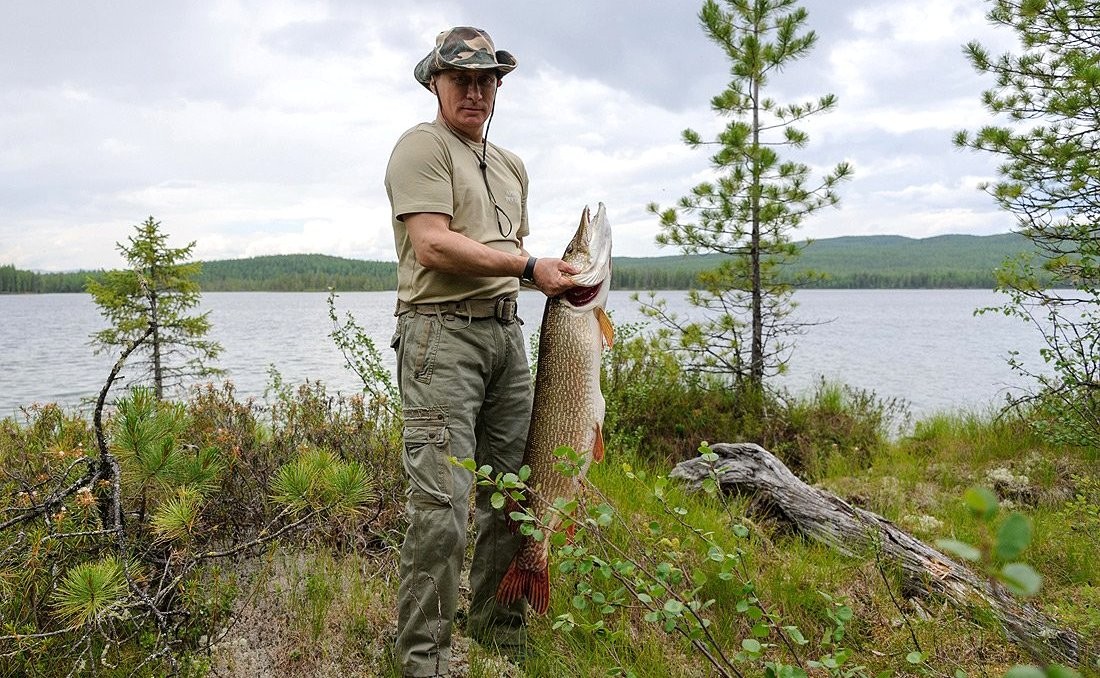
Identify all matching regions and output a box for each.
[494,297,517,323]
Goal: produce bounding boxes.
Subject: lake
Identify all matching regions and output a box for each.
[0,290,1049,423]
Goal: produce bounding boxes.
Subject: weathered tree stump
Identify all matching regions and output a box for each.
[669,442,1084,667]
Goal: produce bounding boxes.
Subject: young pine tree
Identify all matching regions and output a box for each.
[646,0,851,398]
[955,0,1099,447]
[86,216,222,400]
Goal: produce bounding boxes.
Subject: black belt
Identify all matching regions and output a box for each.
[395,295,519,323]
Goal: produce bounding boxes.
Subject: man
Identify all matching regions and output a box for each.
[384,26,577,677]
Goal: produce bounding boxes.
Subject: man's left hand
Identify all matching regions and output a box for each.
[532,258,579,297]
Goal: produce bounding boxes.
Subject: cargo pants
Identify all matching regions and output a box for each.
[391,308,530,677]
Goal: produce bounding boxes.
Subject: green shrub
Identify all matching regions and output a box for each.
[0,377,395,676]
[602,325,905,479]
[763,380,909,481]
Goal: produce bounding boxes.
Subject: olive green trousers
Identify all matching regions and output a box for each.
[391,310,531,677]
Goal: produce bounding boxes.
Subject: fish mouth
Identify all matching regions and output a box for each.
[564,283,604,307]
[564,203,612,291]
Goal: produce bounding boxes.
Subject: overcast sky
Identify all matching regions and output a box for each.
[1,0,1023,272]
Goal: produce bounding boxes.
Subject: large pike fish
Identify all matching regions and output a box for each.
[497,203,613,615]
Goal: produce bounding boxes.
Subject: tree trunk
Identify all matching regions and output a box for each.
[149,285,163,400]
[749,25,764,389]
[669,442,1084,667]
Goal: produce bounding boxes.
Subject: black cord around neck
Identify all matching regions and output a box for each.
[435,96,513,238]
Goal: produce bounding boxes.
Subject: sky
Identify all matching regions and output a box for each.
[1,0,1024,272]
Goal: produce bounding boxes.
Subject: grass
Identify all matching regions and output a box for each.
[548,404,1095,676]
[2,379,1097,677]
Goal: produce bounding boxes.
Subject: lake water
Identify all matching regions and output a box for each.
[0,290,1049,423]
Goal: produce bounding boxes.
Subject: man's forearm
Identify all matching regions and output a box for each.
[414,227,527,278]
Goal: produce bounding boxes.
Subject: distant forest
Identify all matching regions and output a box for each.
[2,232,1040,294]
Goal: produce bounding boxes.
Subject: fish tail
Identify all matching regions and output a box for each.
[496,559,551,615]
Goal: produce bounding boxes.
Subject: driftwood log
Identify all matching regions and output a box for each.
[669,442,1084,667]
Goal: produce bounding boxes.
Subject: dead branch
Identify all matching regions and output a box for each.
[669,442,1084,667]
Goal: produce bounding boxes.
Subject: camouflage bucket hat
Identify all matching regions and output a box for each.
[414,26,517,90]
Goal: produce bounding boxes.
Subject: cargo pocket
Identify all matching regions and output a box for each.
[410,315,441,385]
[402,408,452,508]
[389,321,402,351]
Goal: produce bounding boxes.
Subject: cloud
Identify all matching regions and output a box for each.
[0,0,1017,272]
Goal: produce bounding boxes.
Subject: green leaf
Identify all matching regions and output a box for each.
[963,486,1000,520]
[491,492,505,510]
[741,638,762,654]
[663,599,684,615]
[270,460,317,509]
[936,539,982,562]
[52,558,130,629]
[995,513,1032,561]
[150,489,201,542]
[1000,563,1042,597]
[323,460,376,514]
[906,651,924,664]
[1003,667,1046,678]
[1044,666,1083,678]
[783,625,807,645]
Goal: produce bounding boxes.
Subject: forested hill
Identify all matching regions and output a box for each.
[613,233,1035,290]
[197,254,396,291]
[2,232,1036,293]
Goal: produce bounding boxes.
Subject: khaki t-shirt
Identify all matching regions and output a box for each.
[385,121,530,304]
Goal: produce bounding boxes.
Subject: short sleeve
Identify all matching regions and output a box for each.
[385,128,455,221]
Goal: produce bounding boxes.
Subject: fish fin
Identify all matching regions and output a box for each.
[497,560,551,615]
[596,307,614,348]
[592,422,605,463]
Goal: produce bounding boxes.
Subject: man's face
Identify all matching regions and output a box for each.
[433,69,499,140]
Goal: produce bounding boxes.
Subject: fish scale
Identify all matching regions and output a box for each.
[496,203,613,615]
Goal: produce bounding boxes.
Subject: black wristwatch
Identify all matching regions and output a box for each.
[521,256,538,282]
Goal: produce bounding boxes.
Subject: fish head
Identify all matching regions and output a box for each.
[561,203,612,310]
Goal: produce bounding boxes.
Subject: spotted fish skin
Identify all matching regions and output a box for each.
[496,203,613,615]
